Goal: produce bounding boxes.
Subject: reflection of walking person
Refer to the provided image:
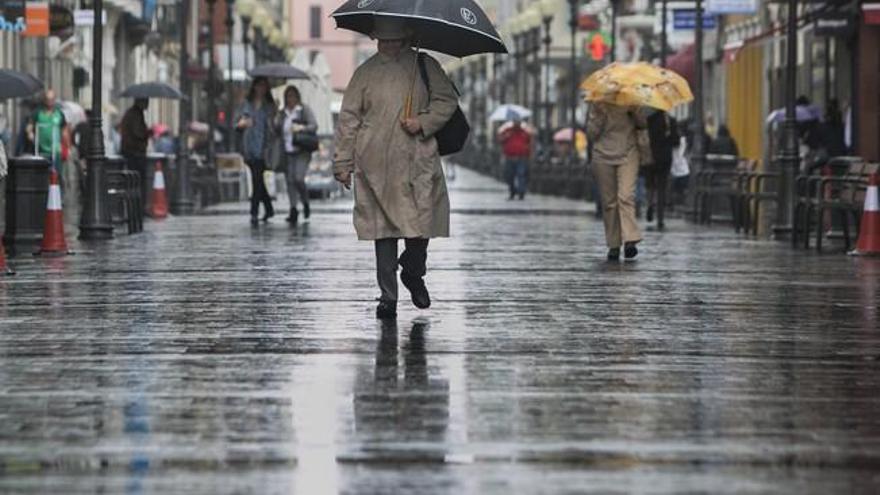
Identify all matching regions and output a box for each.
[499,118,532,200]
[333,18,457,320]
[236,77,277,226]
[587,102,646,261]
[278,85,318,225]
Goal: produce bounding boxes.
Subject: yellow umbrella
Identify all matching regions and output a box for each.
[580,62,694,112]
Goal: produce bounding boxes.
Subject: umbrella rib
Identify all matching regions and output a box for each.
[332,11,506,48]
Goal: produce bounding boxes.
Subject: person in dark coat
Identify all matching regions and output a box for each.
[120,98,150,201]
[708,125,739,157]
[645,111,679,229]
[820,99,847,159]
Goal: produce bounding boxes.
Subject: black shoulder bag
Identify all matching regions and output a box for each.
[416,53,470,156]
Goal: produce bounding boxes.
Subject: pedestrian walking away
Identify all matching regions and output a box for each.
[587,102,647,261]
[277,85,318,225]
[236,76,277,226]
[644,111,680,230]
[333,17,458,320]
[499,118,532,200]
[120,98,150,202]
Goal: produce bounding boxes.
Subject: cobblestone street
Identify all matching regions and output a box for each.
[1,168,879,494]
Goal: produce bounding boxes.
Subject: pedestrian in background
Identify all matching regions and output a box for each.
[499,118,532,200]
[645,111,680,229]
[278,85,317,225]
[708,124,739,157]
[587,102,646,261]
[120,98,150,201]
[236,76,277,226]
[333,17,457,320]
[26,90,69,175]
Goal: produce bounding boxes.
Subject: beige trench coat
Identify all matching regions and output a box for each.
[333,49,458,241]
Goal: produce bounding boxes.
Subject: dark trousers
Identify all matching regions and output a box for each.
[123,153,148,206]
[504,157,528,197]
[646,161,671,226]
[246,158,274,217]
[375,238,429,303]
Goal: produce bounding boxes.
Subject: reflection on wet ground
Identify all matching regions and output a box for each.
[1,169,879,493]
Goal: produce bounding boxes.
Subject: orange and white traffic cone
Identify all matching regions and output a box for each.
[149,161,169,219]
[0,243,14,276]
[35,169,71,256]
[850,173,880,256]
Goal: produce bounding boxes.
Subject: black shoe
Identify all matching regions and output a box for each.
[508,193,515,201]
[657,221,665,231]
[518,193,525,200]
[303,202,311,219]
[286,208,299,225]
[400,271,431,309]
[250,215,259,227]
[607,248,620,261]
[646,206,654,222]
[624,242,638,260]
[376,300,397,319]
[262,211,274,222]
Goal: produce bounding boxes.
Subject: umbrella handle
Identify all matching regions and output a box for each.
[404,44,422,120]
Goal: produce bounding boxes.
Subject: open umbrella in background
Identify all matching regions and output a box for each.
[0,69,44,100]
[59,101,87,127]
[119,82,185,100]
[497,121,537,136]
[331,0,507,57]
[766,104,822,125]
[490,104,532,122]
[248,63,311,80]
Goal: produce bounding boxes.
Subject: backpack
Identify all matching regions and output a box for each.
[416,54,470,156]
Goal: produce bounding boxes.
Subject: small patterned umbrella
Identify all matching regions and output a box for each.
[580,62,693,112]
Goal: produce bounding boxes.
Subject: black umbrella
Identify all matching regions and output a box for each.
[332,0,507,57]
[248,63,311,80]
[0,69,44,100]
[120,82,185,100]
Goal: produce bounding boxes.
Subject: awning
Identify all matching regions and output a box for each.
[665,43,695,87]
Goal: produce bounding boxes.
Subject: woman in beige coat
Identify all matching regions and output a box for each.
[333,17,458,319]
[587,102,647,261]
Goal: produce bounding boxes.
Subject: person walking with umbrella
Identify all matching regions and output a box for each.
[498,117,533,200]
[235,76,277,226]
[581,62,693,260]
[333,17,459,319]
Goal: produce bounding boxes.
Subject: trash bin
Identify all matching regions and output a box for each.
[3,155,50,256]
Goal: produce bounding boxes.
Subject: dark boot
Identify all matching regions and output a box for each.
[303,202,311,219]
[400,271,431,309]
[376,300,397,319]
[607,248,620,261]
[287,207,299,225]
[624,242,638,260]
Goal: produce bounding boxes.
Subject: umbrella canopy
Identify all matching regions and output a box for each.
[248,63,310,80]
[766,105,822,124]
[59,101,87,127]
[490,104,532,122]
[0,69,44,100]
[553,127,586,143]
[120,82,185,100]
[331,0,507,57]
[581,62,693,112]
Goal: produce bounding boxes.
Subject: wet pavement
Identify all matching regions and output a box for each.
[2,168,880,494]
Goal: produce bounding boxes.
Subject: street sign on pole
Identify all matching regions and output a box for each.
[672,8,716,30]
[707,0,757,14]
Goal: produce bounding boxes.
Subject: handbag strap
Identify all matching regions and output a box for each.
[417,53,461,99]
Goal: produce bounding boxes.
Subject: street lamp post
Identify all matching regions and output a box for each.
[542,12,553,148]
[172,0,195,215]
[776,0,800,234]
[206,0,218,169]
[691,0,706,189]
[225,0,235,153]
[242,15,251,72]
[79,0,113,240]
[567,0,578,161]
[660,0,668,68]
[531,27,542,135]
[610,0,618,63]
